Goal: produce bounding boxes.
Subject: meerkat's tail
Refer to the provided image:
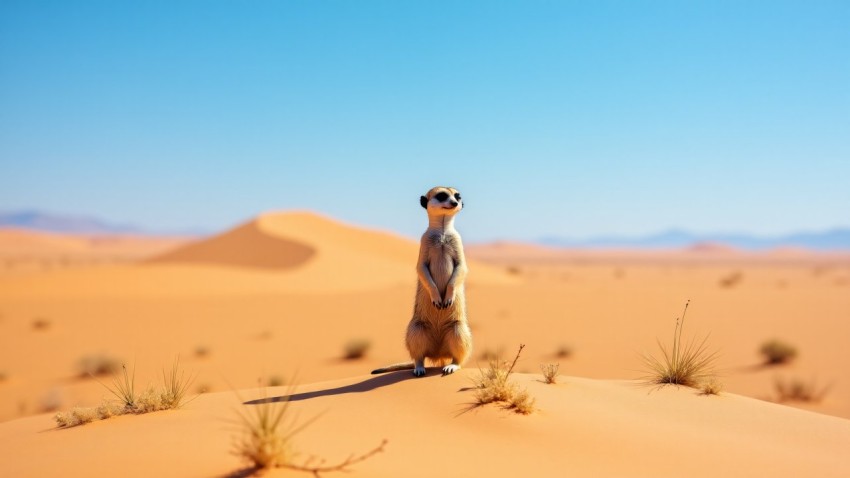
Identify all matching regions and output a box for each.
[371,362,415,374]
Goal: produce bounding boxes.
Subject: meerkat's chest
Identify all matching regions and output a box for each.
[427,232,460,253]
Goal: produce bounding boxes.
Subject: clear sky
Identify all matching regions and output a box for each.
[1,1,848,241]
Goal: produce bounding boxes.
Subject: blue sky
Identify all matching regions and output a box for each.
[1,1,848,241]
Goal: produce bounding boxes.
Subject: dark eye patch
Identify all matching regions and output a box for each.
[454,193,461,200]
[434,192,449,201]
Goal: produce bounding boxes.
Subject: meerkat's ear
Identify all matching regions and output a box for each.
[420,196,428,208]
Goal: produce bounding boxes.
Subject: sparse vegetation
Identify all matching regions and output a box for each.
[31,317,51,330]
[194,345,210,358]
[641,301,718,388]
[77,354,121,377]
[268,375,285,387]
[97,363,138,408]
[161,357,196,409]
[540,363,559,384]
[55,358,196,428]
[506,265,522,275]
[343,338,371,360]
[472,344,535,414]
[555,344,573,359]
[719,271,743,288]
[699,378,723,396]
[760,339,797,365]
[233,388,386,475]
[774,376,830,403]
[0,371,7,382]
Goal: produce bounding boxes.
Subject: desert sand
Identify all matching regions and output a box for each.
[2,371,850,478]
[1,211,849,476]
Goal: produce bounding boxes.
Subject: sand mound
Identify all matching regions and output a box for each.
[2,372,849,478]
[148,219,317,269]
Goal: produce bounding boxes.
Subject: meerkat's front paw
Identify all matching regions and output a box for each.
[442,364,460,375]
[443,296,454,308]
[413,366,427,377]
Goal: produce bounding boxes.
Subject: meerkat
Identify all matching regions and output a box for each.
[371,186,472,377]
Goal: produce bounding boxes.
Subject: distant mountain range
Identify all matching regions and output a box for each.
[539,228,850,251]
[0,210,205,236]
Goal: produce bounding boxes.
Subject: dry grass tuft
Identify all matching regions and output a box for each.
[540,363,559,384]
[774,376,830,403]
[268,375,285,387]
[343,338,371,360]
[760,339,797,365]
[96,363,137,409]
[641,301,718,388]
[699,378,723,396]
[31,317,51,330]
[233,388,387,475]
[55,358,196,428]
[161,357,196,409]
[472,344,535,414]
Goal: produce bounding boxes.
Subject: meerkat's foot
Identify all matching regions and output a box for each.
[442,364,460,375]
[413,366,427,377]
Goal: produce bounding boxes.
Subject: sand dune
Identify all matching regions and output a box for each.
[1,371,849,478]
[0,211,513,299]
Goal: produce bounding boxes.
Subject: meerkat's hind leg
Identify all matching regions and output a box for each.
[442,321,472,376]
[413,359,427,377]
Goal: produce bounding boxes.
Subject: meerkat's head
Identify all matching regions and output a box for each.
[420,186,463,216]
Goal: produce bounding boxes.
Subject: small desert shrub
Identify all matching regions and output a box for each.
[0,371,7,382]
[555,344,573,359]
[472,344,535,414]
[642,301,718,388]
[774,376,830,403]
[194,345,210,358]
[32,318,51,330]
[343,339,371,360]
[506,265,522,275]
[77,354,121,377]
[540,363,559,384]
[699,378,723,396]
[719,271,743,288]
[234,389,386,474]
[268,375,285,387]
[759,339,797,365]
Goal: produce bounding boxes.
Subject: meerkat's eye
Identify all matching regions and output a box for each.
[434,192,449,201]
[454,193,461,201]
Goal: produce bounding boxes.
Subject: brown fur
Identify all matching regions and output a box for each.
[407,187,472,376]
[372,186,472,376]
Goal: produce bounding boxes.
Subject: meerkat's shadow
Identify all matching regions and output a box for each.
[243,369,440,405]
